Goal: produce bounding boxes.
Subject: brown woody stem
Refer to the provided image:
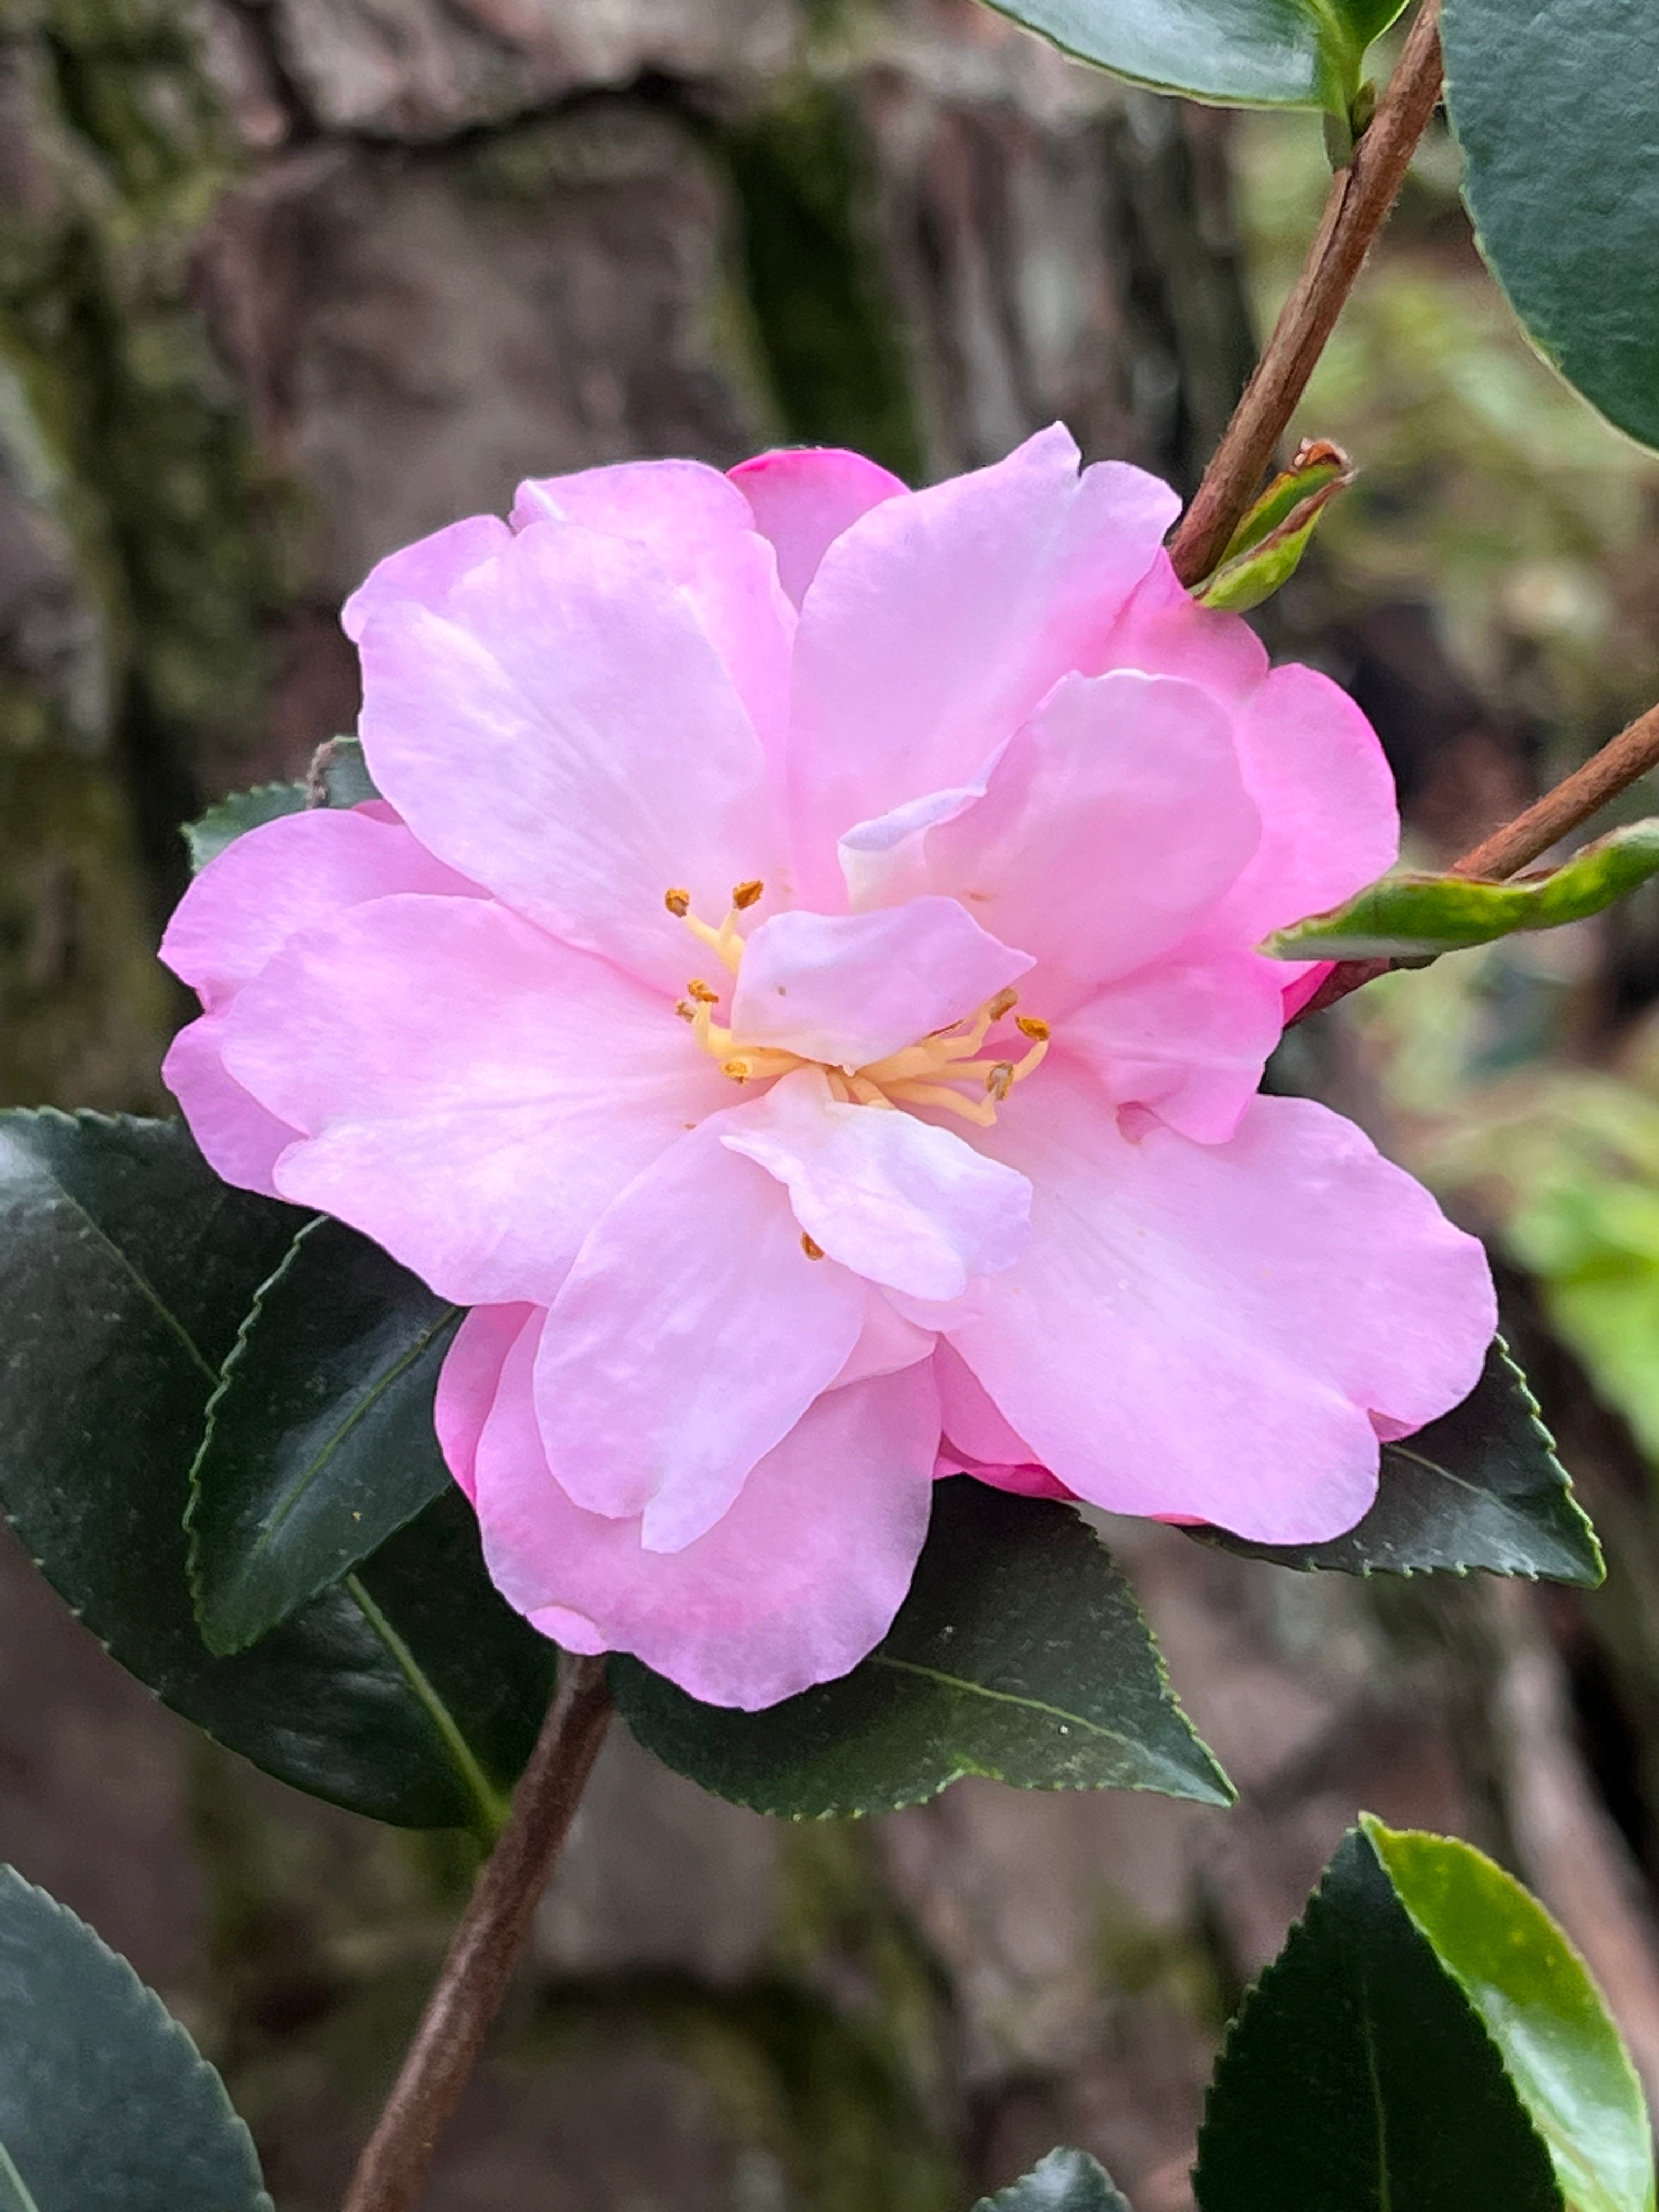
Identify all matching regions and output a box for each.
[1167,0,1445,589]
[1298,699,1659,1021]
[341,1656,614,2212]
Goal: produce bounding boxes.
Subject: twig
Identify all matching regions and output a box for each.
[342,1656,614,2212]
[1299,699,1659,1020]
[1167,0,1445,589]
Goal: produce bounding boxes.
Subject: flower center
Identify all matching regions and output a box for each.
[664,884,1049,1130]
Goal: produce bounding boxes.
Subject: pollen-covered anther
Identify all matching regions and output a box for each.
[731,878,765,911]
[675,998,696,1023]
[664,887,691,918]
[985,1061,1015,1102]
[800,1232,825,1260]
[1015,1015,1049,1042]
[987,986,1021,1023]
[687,978,721,1005]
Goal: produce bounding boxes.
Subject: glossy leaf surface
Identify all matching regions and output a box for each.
[977,0,1407,111]
[0,1865,271,2211]
[0,1111,555,1832]
[613,1477,1231,1818]
[1266,822,1659,961]
[189,1215,461,1654]
[1442,0,1659,453]
[1368,1819,1656,2212]
[1194,1826,1561,2211]
[1199,1340,1601,1583]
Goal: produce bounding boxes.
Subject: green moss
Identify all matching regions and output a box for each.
[723,85,923,481]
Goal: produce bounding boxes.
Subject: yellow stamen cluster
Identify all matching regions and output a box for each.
[665,885,1050,1128]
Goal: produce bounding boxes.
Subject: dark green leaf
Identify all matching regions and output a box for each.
[1198,1339,1601,1584]
[612,1476,1232,1819]
[189,1215,461,1655]
[0,1864,271,2211]
[1266,821,1659,961]
[0,1111,556,1833]
[976,0,1407,112]
[1194,441,1353,613]
[1193,1825,1562,2212]
[977,2148,1134,2211]
[1442,0,1659,453]
[1366,1820,1655,2212]
[182,736,380,872]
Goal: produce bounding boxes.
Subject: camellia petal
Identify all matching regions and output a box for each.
[340,512,511,639]
[533,1119,868,1550]
[510,458,794,761]
[837,670,1261,1007]
[730,897,1032,1069]
[161,1012,300,1198]
[433,1303,533,1505]
[354,520,782,992]
[787,424,1181,901]
[947,1066,1496,1543]
[161,805,482,1013]
[721,1066,1032,1301]
[729,446,909,610]
[1063,952,1288,1144]
[222,894,729,1306]
[475,1324,940,1708]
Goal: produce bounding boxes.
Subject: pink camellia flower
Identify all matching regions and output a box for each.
[161,427,1496,1708]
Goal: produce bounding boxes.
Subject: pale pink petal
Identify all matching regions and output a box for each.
[1094,549,1268,707]
[222,894,726,1306]
[730,897,1032,1069]
[435,1304,534,1504]
[947,1068,1495,1542]
[729,447,908,609]
[934,1339,1040,1462]
[721,1066,1031,1301]
[533,1120,867,1550]
[354,522,781,992]
[839,672,1260,1007]
[510,459,794,760]
[831,1292,937,1390]
[341,514,511,640]
[476,1329,940,1707]
[787,425,1181,902]
[162,1014,298,1197]
[1063,954,1286,1144]
[1202,662,1397,949]
[161,806,481,1013]
[933,1451,1075,1500]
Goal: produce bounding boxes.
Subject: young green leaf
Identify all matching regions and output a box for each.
[1193,441,1353,613]
[0,1864,272,2211]
[1264,821,1659,961]
[1194,1826,1563,2212]
[1442,0,1659,453]
[977,2148,1135,2211]
[974,0,1406,112]
[188,1215,461,1655]
[1365,1819,1656,2212]
[612,1476,1232,1819]
[0,1111,555,1833]
[1198,1339,1602,1583]
[182,736,379,872]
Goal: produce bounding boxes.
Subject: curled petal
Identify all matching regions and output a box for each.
[435,1304,534,1504]
[341,513,511,639]
[162,1014,299,1198]
[1063,955,1288,1145]
[729,446,907,609]
[475,1325,940,1708]
[534,1120,868,1550]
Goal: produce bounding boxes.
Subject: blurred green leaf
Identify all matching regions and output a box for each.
[188,1216,460,1655]
[1198,1339,1602,1583]
[976,0,1406,112]
[183,737,378,872]
[0,1864,271,2211]
[1442,0,1659,453]
[1195,439,1353,611]
[612,1477,1231,1819]
[977,2148,1134,2211]
[1194,1825,1563,2211]
[1266,822,1659,960]
[1366,1819,1656,2212]
[0,1111,555,1833]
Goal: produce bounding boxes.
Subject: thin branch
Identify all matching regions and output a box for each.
[342,1656,615,2212]
[1167,0,1445,589]
[1297,698,1659,1022]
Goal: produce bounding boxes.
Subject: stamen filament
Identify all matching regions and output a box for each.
[884,1080,998,1128]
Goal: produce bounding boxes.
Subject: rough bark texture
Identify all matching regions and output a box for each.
[1,4,1653,2209]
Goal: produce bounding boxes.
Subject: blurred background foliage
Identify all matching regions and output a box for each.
[5,3,1659,2207]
